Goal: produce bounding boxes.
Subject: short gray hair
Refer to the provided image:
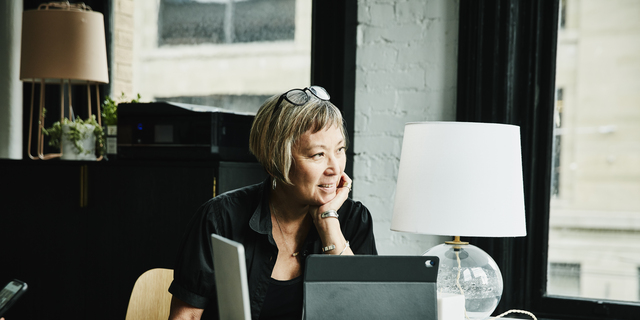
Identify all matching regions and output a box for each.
[249,91,348,185]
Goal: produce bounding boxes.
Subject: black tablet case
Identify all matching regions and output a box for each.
[304,255,439,320]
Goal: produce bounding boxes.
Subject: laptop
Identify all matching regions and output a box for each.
[303,255,439,320]
[210,233,252,320]
[210,234,439,320]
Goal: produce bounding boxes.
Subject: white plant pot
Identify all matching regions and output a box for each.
[60,123,97,161]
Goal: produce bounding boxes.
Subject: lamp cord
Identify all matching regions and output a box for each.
[492,309,537,320]
[455,250,470,320]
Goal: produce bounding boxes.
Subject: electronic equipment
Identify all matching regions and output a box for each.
[304,255,439,320]
[0,279,28,317]
[210,234,251,320]
[117,102,256,161]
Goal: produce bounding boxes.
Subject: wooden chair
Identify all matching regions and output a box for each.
[125,268,174,320]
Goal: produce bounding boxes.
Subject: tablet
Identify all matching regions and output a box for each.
[304,255,439,320]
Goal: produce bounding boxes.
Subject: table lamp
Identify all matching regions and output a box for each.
[391,122,527,320]
[20,1,109,160]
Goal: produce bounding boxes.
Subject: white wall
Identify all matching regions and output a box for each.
[0,0,23,159]
[354,0,459,255]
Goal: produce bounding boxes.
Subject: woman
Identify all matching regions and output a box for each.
[168,86,377,320]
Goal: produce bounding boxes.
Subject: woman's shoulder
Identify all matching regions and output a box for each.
[216,181,265,201]
[198,181,265,217]
[339,198,372,219]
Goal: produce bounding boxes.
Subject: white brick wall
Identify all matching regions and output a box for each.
[0,0,23,159]
[112,0,135,97]
[354,0,459,254]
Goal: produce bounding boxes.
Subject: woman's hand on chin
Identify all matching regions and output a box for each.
[309,172,353,255]
[309,172,352,225]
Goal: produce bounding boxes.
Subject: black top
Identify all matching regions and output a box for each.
[258,277,303,320]
[168,178,378,320]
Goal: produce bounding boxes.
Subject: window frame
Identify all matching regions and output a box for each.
[456,0,640,319]
[310,0,357,182]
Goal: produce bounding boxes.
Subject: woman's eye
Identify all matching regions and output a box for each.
[312,153,324,158]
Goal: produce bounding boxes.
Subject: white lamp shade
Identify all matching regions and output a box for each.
[20,8,109,83]
[391,122,527,237]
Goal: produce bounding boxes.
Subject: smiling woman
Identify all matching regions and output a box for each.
[288,125,347,206]
[168,86,377,320]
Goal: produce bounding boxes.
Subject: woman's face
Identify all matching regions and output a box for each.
[286,124,347,206]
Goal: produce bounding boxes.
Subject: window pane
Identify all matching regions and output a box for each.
[548,0,640,303]
[159,0,295,45]
[159,1,226,45]
[234,0,296,43]
[135,0,311,114]
[548,263,581,296]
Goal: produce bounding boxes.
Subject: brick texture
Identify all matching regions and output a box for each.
[354,0,459,254]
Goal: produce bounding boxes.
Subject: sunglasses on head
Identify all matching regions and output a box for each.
[274,86,331,111]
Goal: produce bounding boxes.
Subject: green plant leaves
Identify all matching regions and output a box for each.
[42,92,140,157]
[101,92,141,126]
[42,115,105,156]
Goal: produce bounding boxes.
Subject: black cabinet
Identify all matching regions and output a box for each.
[0,159,265,320]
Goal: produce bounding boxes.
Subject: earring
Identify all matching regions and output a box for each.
[272,178,277,190]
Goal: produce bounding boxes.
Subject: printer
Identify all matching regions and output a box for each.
[117,101,256,161]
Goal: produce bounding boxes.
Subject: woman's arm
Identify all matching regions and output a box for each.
[310,172,354,255]
[169,296,204,320]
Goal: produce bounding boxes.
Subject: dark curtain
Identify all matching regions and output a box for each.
[455,0,559,314]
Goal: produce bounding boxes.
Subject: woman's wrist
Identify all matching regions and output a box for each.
[322,240,351,255]
[313,212,340,233]
[314,218,348,253]
[319,209,339,219]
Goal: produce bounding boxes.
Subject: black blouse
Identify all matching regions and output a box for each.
[168,178,378,320]
[258,276,303,320]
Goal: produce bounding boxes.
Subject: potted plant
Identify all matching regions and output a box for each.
[102,92,140,127]
[42,93,141,160]
[101,93,140,156]
[42,114,105,161]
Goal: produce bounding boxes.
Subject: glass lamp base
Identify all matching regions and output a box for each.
[424,242,503,320]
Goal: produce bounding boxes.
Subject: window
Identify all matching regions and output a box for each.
[547,263,580,297]
[559,0,566,29]
[159,0,296,46]
[456,0,640,318]
[549,0,640,304]
[133,0,311,114]
[551,87,564,197]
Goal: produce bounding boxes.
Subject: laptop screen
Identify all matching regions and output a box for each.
[210,233,252,320]
[303,255,439,320]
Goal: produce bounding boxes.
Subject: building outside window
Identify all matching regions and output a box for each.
[131,0,311,113]
[548,262,581,297]
[548,0,640,303]
[159,0,296,45]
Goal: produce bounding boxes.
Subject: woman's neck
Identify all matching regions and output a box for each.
[270,185,309,223]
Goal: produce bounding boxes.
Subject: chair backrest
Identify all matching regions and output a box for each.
[125,268,174,320]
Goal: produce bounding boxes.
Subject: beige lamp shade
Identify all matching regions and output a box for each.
[391,122,527,237]
[20,7,109,83]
